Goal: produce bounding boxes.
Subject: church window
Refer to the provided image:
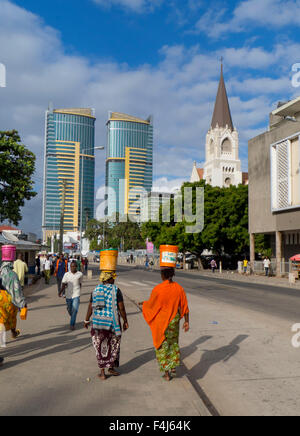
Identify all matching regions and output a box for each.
[221,138,232,153]
[225,177,231,187]
[210,139,214,155]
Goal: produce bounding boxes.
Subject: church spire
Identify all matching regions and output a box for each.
[211,61,234,131]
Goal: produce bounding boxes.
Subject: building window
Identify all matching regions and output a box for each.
[271,134,300,211]
[221,138,232,154]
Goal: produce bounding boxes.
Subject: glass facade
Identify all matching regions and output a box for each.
[43,108,96,239]
[105,113,153,218]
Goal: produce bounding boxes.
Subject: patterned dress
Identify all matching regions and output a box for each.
[90,284,123,369]
[155,313,181,372]
[0,289,18,331]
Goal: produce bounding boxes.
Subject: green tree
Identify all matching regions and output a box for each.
[0,130,36,225]
[141,180,249,262]
[85,217,145,251]
[255,234,272,258]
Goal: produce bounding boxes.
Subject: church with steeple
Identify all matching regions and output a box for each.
[190,64,248,187]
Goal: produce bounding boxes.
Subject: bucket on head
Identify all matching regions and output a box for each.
[1,245,16,262]
[160,245,178,268]
[100,249,118,271]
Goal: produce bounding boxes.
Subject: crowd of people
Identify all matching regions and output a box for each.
[0,246,190,383]
[0,251,89,365]
[36,253,89,279]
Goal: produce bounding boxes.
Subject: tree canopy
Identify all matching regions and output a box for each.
[85,217,145,251]
[141,180,249,257]
[0,130,36,225]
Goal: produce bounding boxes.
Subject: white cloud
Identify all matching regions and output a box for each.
[1,0,299,233]
[195,0,300,38]
[152,177,186,193]
[92,0,162,13]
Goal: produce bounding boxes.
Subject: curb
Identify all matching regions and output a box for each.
[123,291,214,417]
[181,375,214,417]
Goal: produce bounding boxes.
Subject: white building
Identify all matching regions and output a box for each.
[191,65,248,187]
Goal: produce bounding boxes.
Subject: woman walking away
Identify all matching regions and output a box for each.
[0,262,27,341]
[84,270,129,380]
[140,267,189,381]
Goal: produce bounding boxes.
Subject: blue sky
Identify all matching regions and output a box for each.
[1,0,300,234]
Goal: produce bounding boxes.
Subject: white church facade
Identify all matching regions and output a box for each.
[191,65,248,187]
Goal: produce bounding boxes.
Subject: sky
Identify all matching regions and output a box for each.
[1,0,300,234]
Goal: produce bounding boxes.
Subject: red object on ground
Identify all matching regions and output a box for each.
[290,255,300,261]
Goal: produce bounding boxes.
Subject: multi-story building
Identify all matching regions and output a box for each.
[248,96,300,274]
[105,112,153,218]
[42,106,96,242]
[140,191,175,222]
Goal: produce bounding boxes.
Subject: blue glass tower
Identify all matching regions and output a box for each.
[42,106,96,241]
[105,112,153,218]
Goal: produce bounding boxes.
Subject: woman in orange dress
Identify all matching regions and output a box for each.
[140,267,189,381]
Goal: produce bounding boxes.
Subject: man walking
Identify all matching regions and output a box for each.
[54,254,68,296]
[43,255,51,285]
[13,253,28,290]
[243,258,249,274]
[59,261,83,330]
[264,257,271,277]
[210,258,217,273]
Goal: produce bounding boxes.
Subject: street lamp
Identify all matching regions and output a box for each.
[79,146,105,257]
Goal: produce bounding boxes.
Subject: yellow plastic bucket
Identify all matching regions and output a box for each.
[160,245,178,268]
[100,249,118,271]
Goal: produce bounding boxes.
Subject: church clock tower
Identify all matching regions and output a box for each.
[203,64,242,188]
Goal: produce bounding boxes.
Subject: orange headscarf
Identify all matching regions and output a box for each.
[142,280,189,349]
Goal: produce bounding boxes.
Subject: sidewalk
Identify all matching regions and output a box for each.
[0,273,210,416]
[121,262,300,290]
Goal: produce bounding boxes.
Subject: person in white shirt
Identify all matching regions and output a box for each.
[263,257,271,277]
[60,261,83,330]
[43,255,51,284]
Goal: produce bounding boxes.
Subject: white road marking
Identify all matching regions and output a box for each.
[130,281,149,287]
[117,281,134,287]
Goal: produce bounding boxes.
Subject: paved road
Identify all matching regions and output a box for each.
[0,271,209,417]
[110,265,300,416]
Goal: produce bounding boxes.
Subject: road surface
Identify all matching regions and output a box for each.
[111,265,300,416]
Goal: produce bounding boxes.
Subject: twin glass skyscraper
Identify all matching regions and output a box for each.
[105,112,153,218]
[42,108,153,243]
[42,106,96,242]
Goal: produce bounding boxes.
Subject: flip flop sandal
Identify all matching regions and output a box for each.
[12,329,20,339]
[162,374,172,381]
[108,369,120,376]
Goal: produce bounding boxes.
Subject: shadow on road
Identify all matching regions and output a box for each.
[0,325,91,371]
[188,334,249,380]
[120,335,213,376]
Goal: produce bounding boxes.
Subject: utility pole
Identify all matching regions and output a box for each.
[59,179,68,254]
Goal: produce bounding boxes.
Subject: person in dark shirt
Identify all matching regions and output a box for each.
[54,254,68,296]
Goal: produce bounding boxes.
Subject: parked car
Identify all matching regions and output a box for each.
[185,254,197,263]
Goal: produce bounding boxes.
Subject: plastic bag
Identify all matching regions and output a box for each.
[0,324,6,348]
